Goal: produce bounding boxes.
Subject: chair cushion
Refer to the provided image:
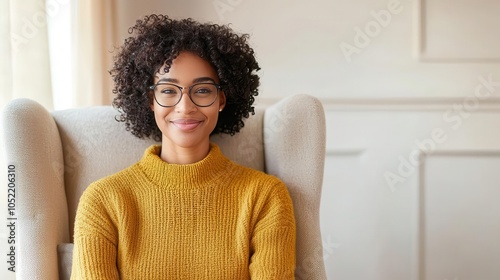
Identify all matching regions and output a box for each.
[57,243,74,280]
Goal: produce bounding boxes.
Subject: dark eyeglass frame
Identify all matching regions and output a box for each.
[149,82,222,108]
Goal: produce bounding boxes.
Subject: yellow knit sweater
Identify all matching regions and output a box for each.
[71,143,296,279]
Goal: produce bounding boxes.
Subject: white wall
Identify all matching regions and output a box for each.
[115,0,500,100]
[114,0,500,279]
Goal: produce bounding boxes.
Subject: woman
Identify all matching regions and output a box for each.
[71,15,296,279]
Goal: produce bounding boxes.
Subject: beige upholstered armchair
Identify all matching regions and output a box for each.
[1,94,327,280]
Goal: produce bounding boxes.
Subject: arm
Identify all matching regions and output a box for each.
[249,182,296,279]
[71,184,119,280]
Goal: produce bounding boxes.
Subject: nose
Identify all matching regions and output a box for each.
[175,92,197,114]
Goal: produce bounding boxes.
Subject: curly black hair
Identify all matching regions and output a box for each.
[110,14,260,141]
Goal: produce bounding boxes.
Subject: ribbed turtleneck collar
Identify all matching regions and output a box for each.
[137,143,231,189]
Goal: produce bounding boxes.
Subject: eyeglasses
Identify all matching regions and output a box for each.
[149,82,221,107]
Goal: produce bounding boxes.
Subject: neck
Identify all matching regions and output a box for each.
[160,139,210,164]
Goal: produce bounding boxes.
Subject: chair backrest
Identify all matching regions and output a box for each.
[1,94,327,280]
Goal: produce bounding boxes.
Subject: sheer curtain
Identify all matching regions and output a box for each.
[73,0,117,107]
[1,1,117,278]
[1,0,118,111]
[1,0,54,110]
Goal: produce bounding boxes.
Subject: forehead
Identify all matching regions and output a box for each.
[154,52,218,83]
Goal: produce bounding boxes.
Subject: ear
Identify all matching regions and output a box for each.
[218,91,226,111]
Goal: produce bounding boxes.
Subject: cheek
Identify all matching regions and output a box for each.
[152,106,172,125]
[207,109,221,121]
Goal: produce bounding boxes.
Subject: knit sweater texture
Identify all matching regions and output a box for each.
[71,143,296,279]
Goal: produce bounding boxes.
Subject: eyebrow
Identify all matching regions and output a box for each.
[193,77,216,83]
[157,77,217,84]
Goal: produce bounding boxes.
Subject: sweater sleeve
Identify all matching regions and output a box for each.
[71,183,119,280]
[249,181,296,279]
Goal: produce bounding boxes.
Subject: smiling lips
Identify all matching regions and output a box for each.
[171,119,203,131]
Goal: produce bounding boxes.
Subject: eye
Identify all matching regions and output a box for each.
[161,89,177,94]
[156,84,179,95]
[194,88,212,94]
[192,84,216,95]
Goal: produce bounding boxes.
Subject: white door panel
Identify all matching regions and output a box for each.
[321,108,500,280]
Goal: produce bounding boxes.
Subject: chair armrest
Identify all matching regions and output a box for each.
[2,98,70,279]
[263,94,327,279]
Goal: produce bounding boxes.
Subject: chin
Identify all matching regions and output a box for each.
[165,134,208,149]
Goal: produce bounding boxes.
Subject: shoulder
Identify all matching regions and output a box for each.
[231,161,283,185]
[227,161,291,200]
[80,163,142,204]
[230,165,296,231]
